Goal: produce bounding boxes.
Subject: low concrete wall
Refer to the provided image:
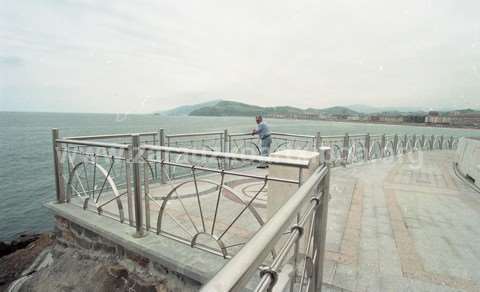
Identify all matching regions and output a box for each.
[46,202,228,291]
[455,137,480,188]
[53,215,201,291]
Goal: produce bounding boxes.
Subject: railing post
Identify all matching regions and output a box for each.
[153,133,158,179]
[439,135,444,150]
[125,146,134,226]
[159,129,166,184]
[132,134,146,238]
[412,134,417,151]
[365,134,371,161]
[52,128,66,203]
[224,129,229,151]
[313,147,330,292]
[143,149,151,231]
[430,135,435,150]
[342,133,349,164]
[450,136,454,149]
[393,134,399,155]
[167,136,172,179]
[228,134,233,169]
[381,134,386,158]
[315,132,321,152]
[223,129,229,169]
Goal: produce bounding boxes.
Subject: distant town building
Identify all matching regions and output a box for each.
[369,115,404,123]
[425,116,451,125]
[381,116,404,123]
[403,115,426,123]
[448,112,480,127]
[304,113,320,120]
[425,111,451,125]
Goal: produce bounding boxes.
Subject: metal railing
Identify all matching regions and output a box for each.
[52,128,460,292]
[63,128,460,173]
[52,129,312,257]
[228,132,316,156]
[53,128,459,237]
[54,135,134,225]
[316,132,459,166]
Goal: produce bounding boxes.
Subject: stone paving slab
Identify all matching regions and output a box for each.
[324,151,480,292]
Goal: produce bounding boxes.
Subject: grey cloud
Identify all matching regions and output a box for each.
[0,0,479,112]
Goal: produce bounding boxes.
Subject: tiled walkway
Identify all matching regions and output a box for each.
[324,151,480,291]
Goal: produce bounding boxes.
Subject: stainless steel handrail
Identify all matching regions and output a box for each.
[56,139,129,149]
[65,132,157,140]
[272,132,316,139]
[229,132,253,137]
[166,131,223,138]
[349,133,368,138]
[229,132,315,139]
[141,145,310,168]
[200,165,328,292]
[319,135,345,139]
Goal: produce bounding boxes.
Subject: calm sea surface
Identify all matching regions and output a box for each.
[1,111,479,241]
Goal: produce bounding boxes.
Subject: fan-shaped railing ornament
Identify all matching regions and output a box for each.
[451,138,459,150]
[347,142,365,163]
[156,173,267,258]
[66,157,126,223]
[384,141,394,157]
[369,141,382,159]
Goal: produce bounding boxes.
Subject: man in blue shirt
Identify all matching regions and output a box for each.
[252,115,272,168]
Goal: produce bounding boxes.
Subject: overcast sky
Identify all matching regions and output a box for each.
[1,0,479,113]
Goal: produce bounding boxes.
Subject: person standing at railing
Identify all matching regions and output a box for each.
[252,115,272,168]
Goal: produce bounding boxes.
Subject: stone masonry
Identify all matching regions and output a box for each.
[50,215,201,292]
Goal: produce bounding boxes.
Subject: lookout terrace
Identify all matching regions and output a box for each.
[32,129,479,291]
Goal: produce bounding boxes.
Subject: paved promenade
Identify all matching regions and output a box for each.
[324,151,480,292]
[71,150,479,291]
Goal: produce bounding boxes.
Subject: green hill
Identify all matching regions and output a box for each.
[158,100,221,116]
[189,100,359,117]
[315,106,360,116]
[190,100,264,116]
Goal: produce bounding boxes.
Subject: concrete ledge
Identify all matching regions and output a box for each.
[455,137,480,188]
[45,202,227,284]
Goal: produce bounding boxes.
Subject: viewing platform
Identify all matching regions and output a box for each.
[34,129,480,291]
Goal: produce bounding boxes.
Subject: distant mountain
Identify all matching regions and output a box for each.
[314,106,359,116]
[157,99,478,119]
[189,100,359,117]
[189,100,264,116]
[158,100,221,116]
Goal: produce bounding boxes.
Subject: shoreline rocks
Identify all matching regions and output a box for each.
[0,233,53,290]
[0,234,42,258]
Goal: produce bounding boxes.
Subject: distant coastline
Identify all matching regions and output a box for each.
[316,117,480,131]
[158,100,480,130]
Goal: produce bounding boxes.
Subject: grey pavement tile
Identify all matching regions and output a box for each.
[333,264,357,291]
